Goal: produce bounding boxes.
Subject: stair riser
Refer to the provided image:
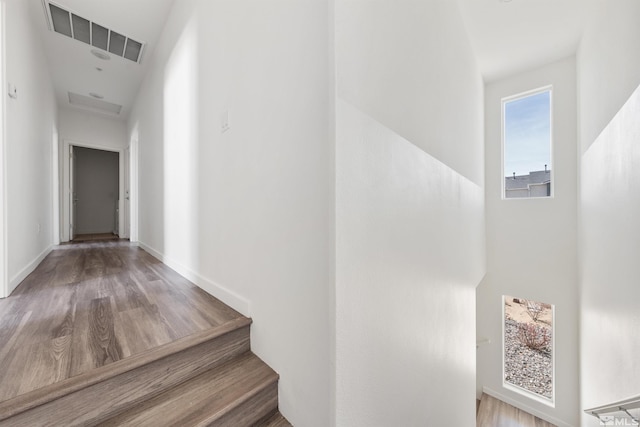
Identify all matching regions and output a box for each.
[1,325,250,427]
[206,380,279,427]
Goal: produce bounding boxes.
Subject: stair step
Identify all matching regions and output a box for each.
[101,352,279,426]
[257,411,293,427]
[0,317,251,426]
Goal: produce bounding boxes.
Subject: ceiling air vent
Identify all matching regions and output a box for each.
[44,1,145,64]
[68,92,123,116]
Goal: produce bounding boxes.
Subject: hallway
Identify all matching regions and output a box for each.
[0,241,291,425]
[0,0,638,425]
[0,241,242,401]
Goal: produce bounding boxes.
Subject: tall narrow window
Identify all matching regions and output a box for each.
[503,296,554,405]
[503,88,552,199]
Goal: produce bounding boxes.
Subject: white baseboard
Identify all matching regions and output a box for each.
[138,242,251,317]
[9,245,53,295]
[483,387,574,427]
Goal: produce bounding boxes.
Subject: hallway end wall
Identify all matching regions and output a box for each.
[58,108,127,150]
[58,108,127,241]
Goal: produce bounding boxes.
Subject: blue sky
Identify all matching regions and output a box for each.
[504,90,551,177]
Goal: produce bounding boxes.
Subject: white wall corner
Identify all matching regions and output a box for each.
[8,245,53,295]
[138,242,251,317]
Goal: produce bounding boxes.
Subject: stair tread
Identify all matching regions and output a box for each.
[0,317,251,424]
[102,352,279,426]
[258,411,293,427]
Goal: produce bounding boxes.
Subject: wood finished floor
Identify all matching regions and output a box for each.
[477,393,557,427]
[0,241,243,403]
[71,233,120,242]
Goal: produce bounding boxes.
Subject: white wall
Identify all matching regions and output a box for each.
[58,108,127,241]
[128,0,332,425]
[3,0,57,295]
[336,1,483,186]
[577,2,640,425]
[477,57,578,426]
[334,1,485,425]
[59,108,127,151]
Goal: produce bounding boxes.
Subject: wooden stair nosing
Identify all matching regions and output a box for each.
[0,316,251,422]
[2,324,251,426]
[100,352,279,427]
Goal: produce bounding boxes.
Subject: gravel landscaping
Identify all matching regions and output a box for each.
[504,319,553,399]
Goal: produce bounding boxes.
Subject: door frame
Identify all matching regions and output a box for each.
[61,139,125,242]
[123,146,130,239]
[128,138,138,242]
[69,145,75,241]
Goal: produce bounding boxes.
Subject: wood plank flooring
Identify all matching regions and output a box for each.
[477,393,557,427]
[0,241,243,403]
[102,352,279,426]
[71,233,120,242]
[261,412,293,427]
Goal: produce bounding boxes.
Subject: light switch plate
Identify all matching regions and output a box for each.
[221,110,230,133]
[8,83,17,99]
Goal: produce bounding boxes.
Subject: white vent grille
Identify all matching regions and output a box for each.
[68,92,123,115]
[71,14,90,44]
[44,1,145,64]
[91,22,109,51]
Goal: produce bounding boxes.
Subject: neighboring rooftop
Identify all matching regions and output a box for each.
[505,170,551,198]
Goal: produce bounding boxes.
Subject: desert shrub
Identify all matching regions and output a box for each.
[518,322,550,351]
[524,299,543,323]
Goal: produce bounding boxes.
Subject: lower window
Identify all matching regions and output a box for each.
[503,296,554,404]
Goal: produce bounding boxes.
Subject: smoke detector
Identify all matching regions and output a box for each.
[91,49,110,61]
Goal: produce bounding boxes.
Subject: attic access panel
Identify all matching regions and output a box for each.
[45,1,145,64]
[68,92,123,116]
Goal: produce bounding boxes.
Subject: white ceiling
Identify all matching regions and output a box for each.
[28,0,175,119]
[457,0,596,82]
[29,0,596,119]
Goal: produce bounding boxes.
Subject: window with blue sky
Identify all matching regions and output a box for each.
[503,88,552,199]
